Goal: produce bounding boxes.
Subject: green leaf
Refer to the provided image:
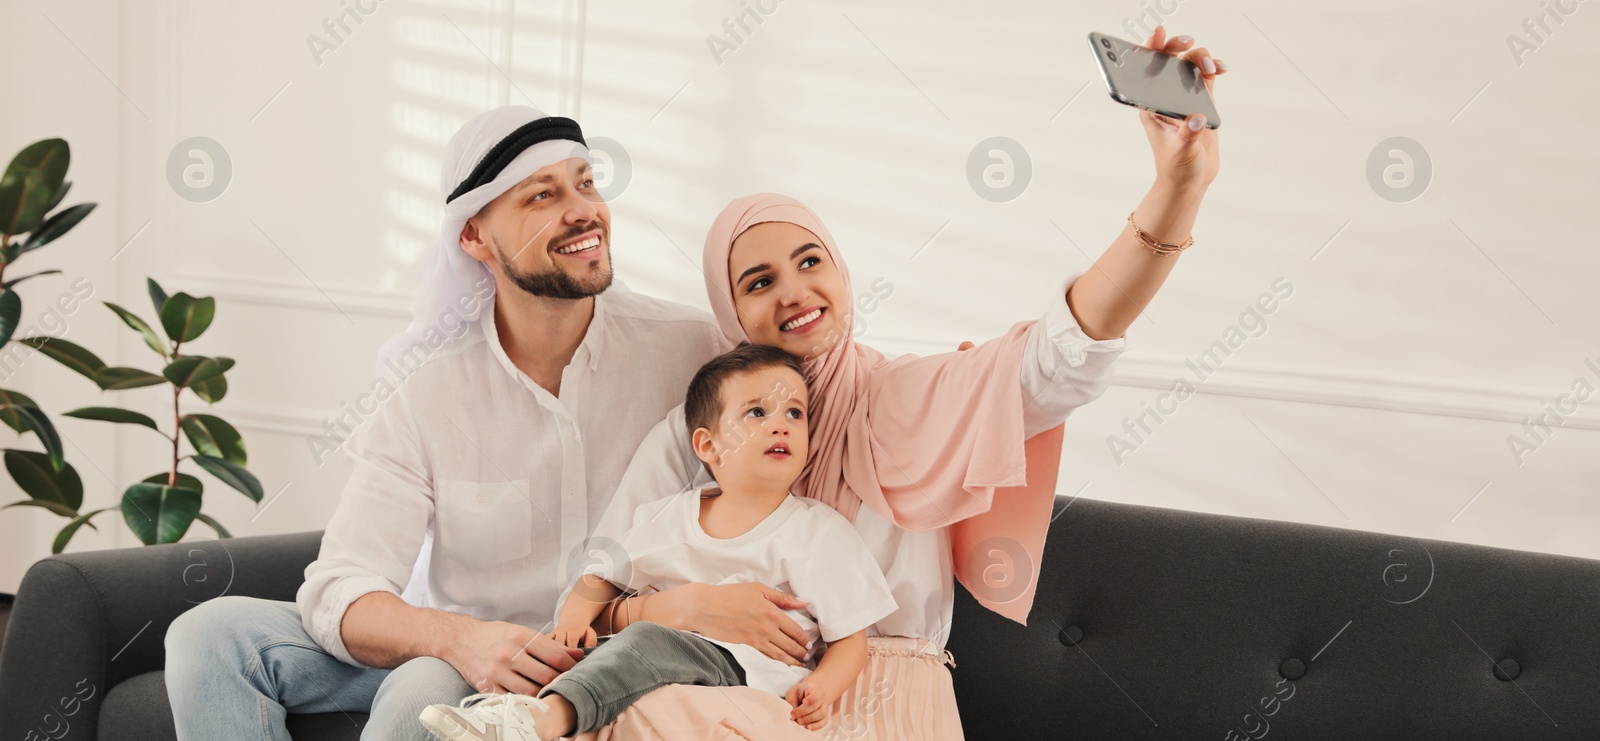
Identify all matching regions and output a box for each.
[52,507,111,554]
[94,366,168,390]
[0,389,40,433]
[142,471,203,494]
[190,374,228,403]
[1,404,63,472]
[159,293,215,343]
[19,203,95,253]
[194,512,232,539]
[191,454,262,503]
[64,406,161,433]
[121,482,201,545]
[43,181,71,215]
[104,302,168,357]
[1,498,80,518]
[3,269,61,288]
[181,414,246,465]
[17,335,106,381]
[147,277,168,317]
[162,355,233,387]
[0,139,70,237]
[0,289,18,346]
[3,449,82,510]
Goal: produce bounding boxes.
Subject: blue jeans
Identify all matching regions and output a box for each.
[164,596,474,741]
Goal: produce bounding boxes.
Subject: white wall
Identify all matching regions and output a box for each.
[1,0,1595,593]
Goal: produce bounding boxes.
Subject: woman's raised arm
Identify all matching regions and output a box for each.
[1066,25,1224,341]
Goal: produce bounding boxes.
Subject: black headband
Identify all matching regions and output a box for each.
[445,116,588,204]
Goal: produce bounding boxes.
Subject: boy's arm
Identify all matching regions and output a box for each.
[806,630,869,699]
[558,575,620,631]
[785,630,869,730]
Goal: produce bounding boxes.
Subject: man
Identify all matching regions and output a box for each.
[163,107,801,739]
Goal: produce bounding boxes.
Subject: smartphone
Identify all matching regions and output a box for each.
[1088,32,1220,129]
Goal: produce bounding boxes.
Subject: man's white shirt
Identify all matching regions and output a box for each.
[297,284,732,665]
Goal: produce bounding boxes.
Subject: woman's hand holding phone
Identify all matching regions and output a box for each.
[1138,26,1226,194]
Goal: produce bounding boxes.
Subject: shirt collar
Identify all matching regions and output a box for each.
[479,291,607,381]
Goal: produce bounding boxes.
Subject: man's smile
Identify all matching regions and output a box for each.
[553,230,603,257]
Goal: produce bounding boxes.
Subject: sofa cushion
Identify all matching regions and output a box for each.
[98,672,173,741]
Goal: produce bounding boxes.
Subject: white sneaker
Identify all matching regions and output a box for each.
[419,692,550,741]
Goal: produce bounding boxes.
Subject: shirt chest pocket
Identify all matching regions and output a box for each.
[435,479,537,568]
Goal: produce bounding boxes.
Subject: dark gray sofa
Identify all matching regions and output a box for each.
[3,497,1597,739]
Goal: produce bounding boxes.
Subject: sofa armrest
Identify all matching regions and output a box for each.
[0,530,324,740]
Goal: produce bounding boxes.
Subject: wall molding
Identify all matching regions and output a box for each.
[867,335,1600,433]
[1107,356,1600,431]
[170,270,413,319]
[223,400,329,438]
[227,359,1599,442]
[190,270,1598,437]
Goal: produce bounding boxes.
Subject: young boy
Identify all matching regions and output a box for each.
[420,343,898,740]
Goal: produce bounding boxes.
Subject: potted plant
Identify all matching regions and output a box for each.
[0,138,259,554]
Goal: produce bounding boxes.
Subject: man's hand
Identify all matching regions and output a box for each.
[663,582,811,666]
[549,622,598,649]
[440,618,584,695]
[785,680,833,731]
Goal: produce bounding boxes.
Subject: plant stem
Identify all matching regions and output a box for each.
[169,383,180,487]
[169,341,182,487]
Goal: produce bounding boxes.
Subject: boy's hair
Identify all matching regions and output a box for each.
[684,342,806,454]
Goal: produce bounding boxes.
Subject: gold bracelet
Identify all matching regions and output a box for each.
[1127,211,1193,256]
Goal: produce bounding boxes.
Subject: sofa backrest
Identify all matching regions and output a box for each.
[946,497,1600,739]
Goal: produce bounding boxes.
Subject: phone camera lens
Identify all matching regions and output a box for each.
[1107,51,1117,63]
[1100,38,1111,49]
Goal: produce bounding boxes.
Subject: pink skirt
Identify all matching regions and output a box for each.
[574,636,965,740]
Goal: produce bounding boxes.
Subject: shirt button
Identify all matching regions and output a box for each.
[477,494,488,504]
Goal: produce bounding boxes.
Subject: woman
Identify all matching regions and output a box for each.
[579,25,1223,740]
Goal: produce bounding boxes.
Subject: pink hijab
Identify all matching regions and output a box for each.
[701,193,1067,625]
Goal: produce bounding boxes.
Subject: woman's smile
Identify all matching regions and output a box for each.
[780,307,826,334]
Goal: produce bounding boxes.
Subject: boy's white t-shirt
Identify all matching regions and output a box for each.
[585,486,898,695]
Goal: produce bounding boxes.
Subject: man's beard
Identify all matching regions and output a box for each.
[495,236,613,300]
